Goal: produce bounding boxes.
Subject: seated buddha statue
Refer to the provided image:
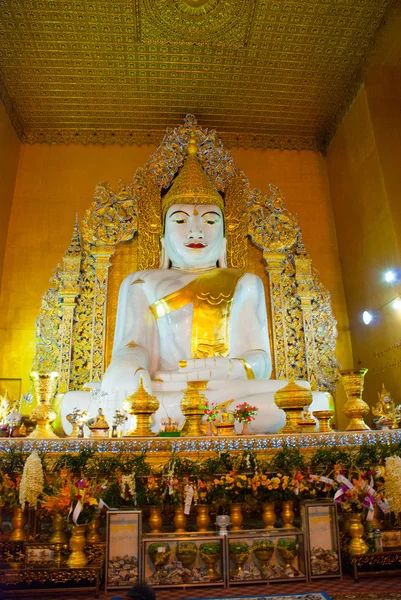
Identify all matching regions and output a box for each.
[61,140,329,434]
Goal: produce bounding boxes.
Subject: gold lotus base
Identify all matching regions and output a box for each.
[88,427,109,438]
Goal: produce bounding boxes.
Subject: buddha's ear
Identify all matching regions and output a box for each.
[217,238,227,268]
[160,237,170,269]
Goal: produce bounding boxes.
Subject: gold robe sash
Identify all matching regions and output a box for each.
[149,268,244,358]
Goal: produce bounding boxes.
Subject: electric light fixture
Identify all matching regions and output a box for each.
[362,311,373,325]
[385,270,396,283]
[393,298,401,310]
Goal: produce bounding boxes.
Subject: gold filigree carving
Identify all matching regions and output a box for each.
[81,181,137,248]
[224,171,248,270]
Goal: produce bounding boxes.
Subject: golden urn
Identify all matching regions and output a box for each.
[123,377,159,437]
[274,380,312,433]
[28,371,59,439]
[340,368,370,431]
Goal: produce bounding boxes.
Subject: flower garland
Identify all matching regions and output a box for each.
[385,456,401,516]
[19,451,44,508]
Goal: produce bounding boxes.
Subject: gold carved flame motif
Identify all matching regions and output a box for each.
[32,115,339,395]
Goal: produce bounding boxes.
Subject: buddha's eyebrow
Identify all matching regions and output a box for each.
[169,210,190,217]
[202,211,221,218]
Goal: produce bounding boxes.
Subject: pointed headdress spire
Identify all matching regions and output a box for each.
[162,138,224,218]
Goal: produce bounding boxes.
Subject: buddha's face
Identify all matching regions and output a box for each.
[164,203,225,268]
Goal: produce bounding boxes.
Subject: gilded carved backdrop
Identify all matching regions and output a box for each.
[32,115,338,395]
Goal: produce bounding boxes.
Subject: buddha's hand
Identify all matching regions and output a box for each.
[154,357,248,383]
[101,357,152,396]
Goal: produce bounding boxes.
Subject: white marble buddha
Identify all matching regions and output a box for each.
[61,140,329,434]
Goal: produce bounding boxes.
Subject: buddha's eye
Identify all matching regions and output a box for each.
[204,219,217,225]
[174,218,187,224]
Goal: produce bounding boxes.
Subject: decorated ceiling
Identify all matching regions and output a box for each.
[0,0,395,152]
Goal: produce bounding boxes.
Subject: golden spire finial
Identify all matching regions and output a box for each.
[162,138,224,218]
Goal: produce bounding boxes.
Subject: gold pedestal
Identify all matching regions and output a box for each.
[313,410,335,433]
[274,380,312,433]
[340,369,370,431]
[123,377,159,437]
[180,381,208,437]
[28,405,58,439]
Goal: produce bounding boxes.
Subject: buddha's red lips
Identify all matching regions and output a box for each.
[185,242,207,248]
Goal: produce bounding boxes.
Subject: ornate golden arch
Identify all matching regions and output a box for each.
[32,115,338,395]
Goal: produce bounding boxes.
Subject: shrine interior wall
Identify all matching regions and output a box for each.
[0,141,353,427]
[327,71,401,417]
[0,102,20,294]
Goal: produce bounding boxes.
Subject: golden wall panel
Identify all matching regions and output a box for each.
[327,82,401,426]
[0,102,20,289]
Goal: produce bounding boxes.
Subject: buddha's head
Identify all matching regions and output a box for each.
[160,138,226,269]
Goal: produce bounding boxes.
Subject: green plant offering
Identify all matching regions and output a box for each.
[148,541,170,554]
[277,538,297,551]
[252,539,274,550]
[176,541,197,554]
[199,542,220,555]
[229,542,249,554]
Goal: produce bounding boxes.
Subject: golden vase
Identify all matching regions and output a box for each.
[173,505,187,533]
[86,517,101,544]
[30,371,59,405]
[123,377,159,437]
[28,371,59,439]
[348,513,369,556]
[281,500,295,528]
[230,548,249,577]
[252,541,275,578]
[66,524,88,568]
[149,506,163,533]
[9,507,26,542]
[196,504,211,532]
[274,380,312,433]
[229,503,243,531]
[262,502,276,529]
[340,368,370,431]
[50,514,68,544]
[180,381,208,437]
[199,546,220,581]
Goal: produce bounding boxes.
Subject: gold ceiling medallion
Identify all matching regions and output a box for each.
[140,0,254,44]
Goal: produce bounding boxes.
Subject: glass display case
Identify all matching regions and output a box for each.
[300,500,342,580]
[142,532,226,588]
[226,528,307,585]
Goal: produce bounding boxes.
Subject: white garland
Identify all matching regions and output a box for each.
[385,456,401,516]
[19,451,44,508]
[120,473,137,506]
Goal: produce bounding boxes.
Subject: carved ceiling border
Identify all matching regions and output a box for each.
[20,128,324,153]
